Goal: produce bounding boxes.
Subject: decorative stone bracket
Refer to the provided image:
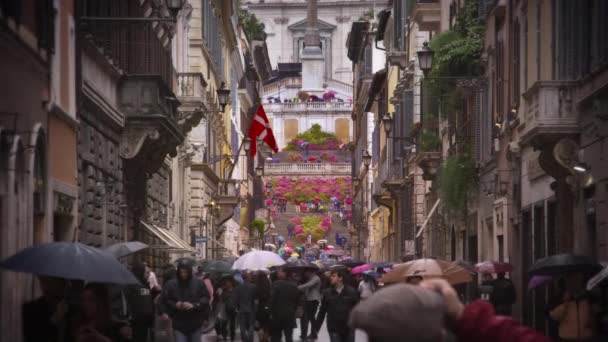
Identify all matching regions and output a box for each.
[415,152,442,181]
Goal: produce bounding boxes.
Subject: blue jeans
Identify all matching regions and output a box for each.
[239,311,256,342]
[174,328,201,342]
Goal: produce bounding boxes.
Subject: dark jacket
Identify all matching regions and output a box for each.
[269,279,303,329]
[22,296,65,342]
[317,285,359,334]
[160,274,210,333]
[126,284,155,322]
[491,277,517,315]
[234,282,257,314]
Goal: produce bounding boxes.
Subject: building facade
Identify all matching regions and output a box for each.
[350,0,608,332]
[0,1,78,340]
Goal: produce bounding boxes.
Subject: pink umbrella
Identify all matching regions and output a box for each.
[351,264,373,275]
[475,261,513,274]
[528,275,553,290]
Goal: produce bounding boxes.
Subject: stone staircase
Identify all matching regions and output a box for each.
[267,202,350,247]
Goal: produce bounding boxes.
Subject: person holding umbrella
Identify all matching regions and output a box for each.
[22,276,71,342]
[159,258,210,342]
[71,283,132,342]
[549,273,595,342]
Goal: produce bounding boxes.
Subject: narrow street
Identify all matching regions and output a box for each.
[1,0,607,341]
[202,321,332,342]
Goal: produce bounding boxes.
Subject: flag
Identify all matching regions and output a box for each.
[248,104,278,157]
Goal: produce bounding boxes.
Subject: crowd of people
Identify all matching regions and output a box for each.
[22,253,608,342]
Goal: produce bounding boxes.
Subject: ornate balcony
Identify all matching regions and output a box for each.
[264,101,353,114]
[215,179,240,225]
[264,162,351,177]
[412,0,441,31]
[176,72,207,133]
[520,81,579,148]
[118,74,184,175]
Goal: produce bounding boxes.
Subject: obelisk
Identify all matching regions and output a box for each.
[301,0,325,94]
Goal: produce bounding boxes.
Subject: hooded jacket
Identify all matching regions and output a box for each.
[160,262,210,333]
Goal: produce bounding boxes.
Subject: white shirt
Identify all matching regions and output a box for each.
[358,280,373,299]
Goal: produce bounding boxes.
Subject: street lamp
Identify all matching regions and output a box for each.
[216,82,230,112]
[417,41,434,77]
[362,150,371,168]
[243,138,252,154]
[255,165,264,178]
[382,113,393,135]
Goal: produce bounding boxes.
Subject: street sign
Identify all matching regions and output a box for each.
[195,236,208,260]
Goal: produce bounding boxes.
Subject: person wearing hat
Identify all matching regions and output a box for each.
[159,259,210,342]
[349,278,552,342]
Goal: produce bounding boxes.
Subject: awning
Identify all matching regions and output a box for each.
[416,199,441,238]
[140,221,195,253]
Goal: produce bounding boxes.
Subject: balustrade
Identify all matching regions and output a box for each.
[264,162,351,176]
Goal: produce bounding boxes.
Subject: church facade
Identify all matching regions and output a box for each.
[244,0,386,149]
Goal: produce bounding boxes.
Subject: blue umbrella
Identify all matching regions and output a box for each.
[0,241,139,285]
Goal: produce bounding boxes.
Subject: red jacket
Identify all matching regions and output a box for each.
[455,300,553,342]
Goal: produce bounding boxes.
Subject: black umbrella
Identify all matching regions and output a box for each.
[0,242,139,285]
[528,254,600,276]
[285,259,318,271]
[104,241,148,258]
[174,257,196,267]
[339,259,365,268]
[202,260,234,274]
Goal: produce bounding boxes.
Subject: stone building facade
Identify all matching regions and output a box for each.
[1,1,78,341]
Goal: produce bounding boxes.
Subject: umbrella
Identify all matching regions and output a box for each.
[475,261,513,274]
[528,254,600,276]
[528,275,554,290]
[174,257,196,267]
[351,264,373,275]
[321,259,338,268]
[0,241,139,285]
[285,259,318,271]
[372,262,394,269]
[314,260,326,270]
[329,264,348,272]
[202,260,233,274]
[587,263,608,291]
[104,241,148,259]
[232,250,286,271]
[264,243,277,251]
[380,258,473,285]
[453,260,476,273]
[339,259,365,268]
